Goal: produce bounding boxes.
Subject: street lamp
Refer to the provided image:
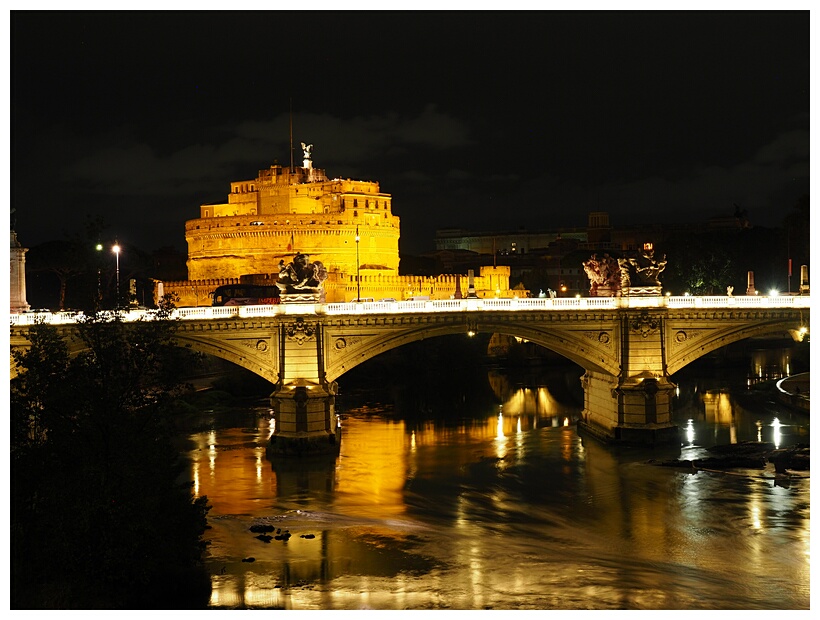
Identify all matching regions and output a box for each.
[355,226,361,302]
[112,242,121,308]
[95,243,103,309]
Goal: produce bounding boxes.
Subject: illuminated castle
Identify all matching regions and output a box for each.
[165,146,513,305]
[186,144,400,282]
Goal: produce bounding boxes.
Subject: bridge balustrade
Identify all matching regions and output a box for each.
[8,294,811,326]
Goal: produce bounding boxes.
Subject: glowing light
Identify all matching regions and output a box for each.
[209,431,217,472]
[95,243,103,251]
[751,505,762,530]
[685,419,695,445]
[769,289,779,297]
[467,330,476,337]
[516,417,522,434]
[771,417,782,449]
[563,417,570,427]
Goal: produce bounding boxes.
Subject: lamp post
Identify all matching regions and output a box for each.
[112,242,121,308]
[355,226,361,302]
[95,243,103,309]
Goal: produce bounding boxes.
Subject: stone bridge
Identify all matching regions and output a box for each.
[10,295,810,454]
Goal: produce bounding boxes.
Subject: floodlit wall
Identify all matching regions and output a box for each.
[165,266,515,307]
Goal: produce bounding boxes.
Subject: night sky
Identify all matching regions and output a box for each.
[11,10,810,256]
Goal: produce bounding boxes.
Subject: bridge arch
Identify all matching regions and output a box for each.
[172,331,279,385]
[323,314,621,384]
[666,311,807,375]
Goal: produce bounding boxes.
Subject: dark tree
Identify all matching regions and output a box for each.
[784,194,810,282]
[10,306,211,609]
[25,239,88,310]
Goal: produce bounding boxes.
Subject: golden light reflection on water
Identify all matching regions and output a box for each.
[748,348,793,385]
[189,378,810,610]
[189,424,278,515]
[334,416,407,518]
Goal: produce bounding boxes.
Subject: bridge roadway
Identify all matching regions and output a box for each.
[10,295,810,453]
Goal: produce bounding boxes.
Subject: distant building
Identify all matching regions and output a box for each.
[435,209,753,259]
[434,209,754,296]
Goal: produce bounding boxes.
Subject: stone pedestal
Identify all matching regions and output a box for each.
[799,264,809,295]
[622,285,661,297]
[591,285,619,297]
[746,270,756,295]
[280,291,325,304]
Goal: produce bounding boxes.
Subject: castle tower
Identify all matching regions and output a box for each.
[10,227,30,313]
[185,148,401,282]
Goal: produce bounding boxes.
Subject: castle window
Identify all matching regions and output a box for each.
[354,211,358,217]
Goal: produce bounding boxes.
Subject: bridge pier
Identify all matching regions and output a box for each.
[578,308,681,445]
[268,380,341,457]
[267,318,341,458]
[579,371,679,444]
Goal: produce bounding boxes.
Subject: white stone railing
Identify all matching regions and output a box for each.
[8,295,811,326]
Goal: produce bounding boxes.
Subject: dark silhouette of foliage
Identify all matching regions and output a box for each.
[10,307,211,609]
[783,194,809,275]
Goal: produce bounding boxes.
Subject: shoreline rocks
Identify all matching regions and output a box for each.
[649,441,810,473]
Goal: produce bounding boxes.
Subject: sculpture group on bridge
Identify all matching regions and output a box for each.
[277,253,328,302]
[583,247,667,296]
[582,253,621,296]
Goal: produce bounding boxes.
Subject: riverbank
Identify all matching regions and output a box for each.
[776,372,810,413]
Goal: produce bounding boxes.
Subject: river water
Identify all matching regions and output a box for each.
[185,346,810,610]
